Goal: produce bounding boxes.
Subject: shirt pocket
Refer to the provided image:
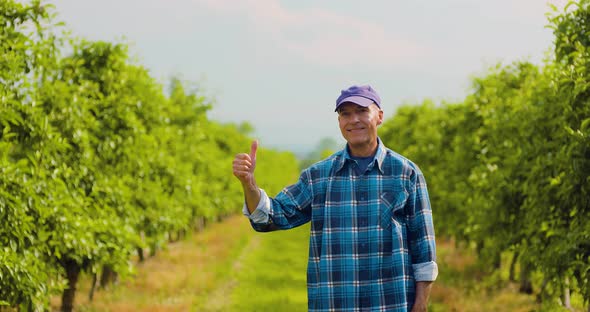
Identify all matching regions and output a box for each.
[379,190,408,230]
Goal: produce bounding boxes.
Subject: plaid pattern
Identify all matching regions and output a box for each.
[249,139,437,311]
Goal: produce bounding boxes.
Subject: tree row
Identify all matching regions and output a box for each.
[0,1,300,311]
[379,1,589,309]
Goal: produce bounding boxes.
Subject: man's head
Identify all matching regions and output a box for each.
[335,85,383,155]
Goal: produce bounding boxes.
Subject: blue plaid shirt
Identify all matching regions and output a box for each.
[244,139,438,311]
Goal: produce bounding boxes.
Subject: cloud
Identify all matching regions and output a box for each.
[194,0,427,68]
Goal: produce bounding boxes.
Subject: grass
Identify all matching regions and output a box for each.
[429,240,537,312]
[430,240,587,312]
[50,216,588,311]
[227,224,309,312]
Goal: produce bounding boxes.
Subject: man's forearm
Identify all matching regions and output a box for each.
[412,281,433,312]
[242,179,261,214]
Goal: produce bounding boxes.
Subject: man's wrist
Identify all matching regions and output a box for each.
[241,178,258,192]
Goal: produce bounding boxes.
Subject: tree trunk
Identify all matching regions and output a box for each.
[88,272,98,301]
[492,252,501,270]
[509,251,519,282]
[536,277,549,303]
[519,260,533,294]
[563,276,572,311]
[61,259,81,312]
[137,247,145,262]
[194,217,205,232]
[149,243,157,257]
[100,265,117,289]
[475,240,484,257]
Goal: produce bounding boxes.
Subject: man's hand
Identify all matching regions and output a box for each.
[233,141,261,214]
[233,140,258,187]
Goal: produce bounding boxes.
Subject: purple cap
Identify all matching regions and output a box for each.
[335,85,381,112]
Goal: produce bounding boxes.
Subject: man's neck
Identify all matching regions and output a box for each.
[348,141,378,157]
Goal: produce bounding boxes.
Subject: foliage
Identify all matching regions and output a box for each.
[380,0,590,307]
[0,1,299,310]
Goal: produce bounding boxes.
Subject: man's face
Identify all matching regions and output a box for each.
[337,102,383,149]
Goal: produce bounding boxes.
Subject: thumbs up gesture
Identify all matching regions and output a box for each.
[233,140,258,186]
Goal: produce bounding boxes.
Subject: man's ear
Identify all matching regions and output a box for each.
[377,109,384,126]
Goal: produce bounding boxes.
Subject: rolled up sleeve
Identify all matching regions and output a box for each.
[413,261,438,281]
[241,188,271,224]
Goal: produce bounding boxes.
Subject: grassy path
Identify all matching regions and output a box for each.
[226,224,309,312]
[54,214,582,311]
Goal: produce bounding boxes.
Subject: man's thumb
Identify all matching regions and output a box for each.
[249,140,258,162]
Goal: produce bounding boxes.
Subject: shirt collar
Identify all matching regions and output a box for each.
[335,137,386,174]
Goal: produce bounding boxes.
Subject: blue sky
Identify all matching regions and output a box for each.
[49,0,566,155]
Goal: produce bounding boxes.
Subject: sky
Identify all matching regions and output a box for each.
[48,0,567,156]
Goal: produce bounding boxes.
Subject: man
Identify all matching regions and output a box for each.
[232,85,438,311]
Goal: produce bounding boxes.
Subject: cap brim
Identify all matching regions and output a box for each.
[335,96,375,111]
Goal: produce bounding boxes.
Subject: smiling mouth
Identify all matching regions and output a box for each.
[348,128,364,132]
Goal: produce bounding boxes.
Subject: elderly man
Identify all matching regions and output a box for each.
[233,85,438,311]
